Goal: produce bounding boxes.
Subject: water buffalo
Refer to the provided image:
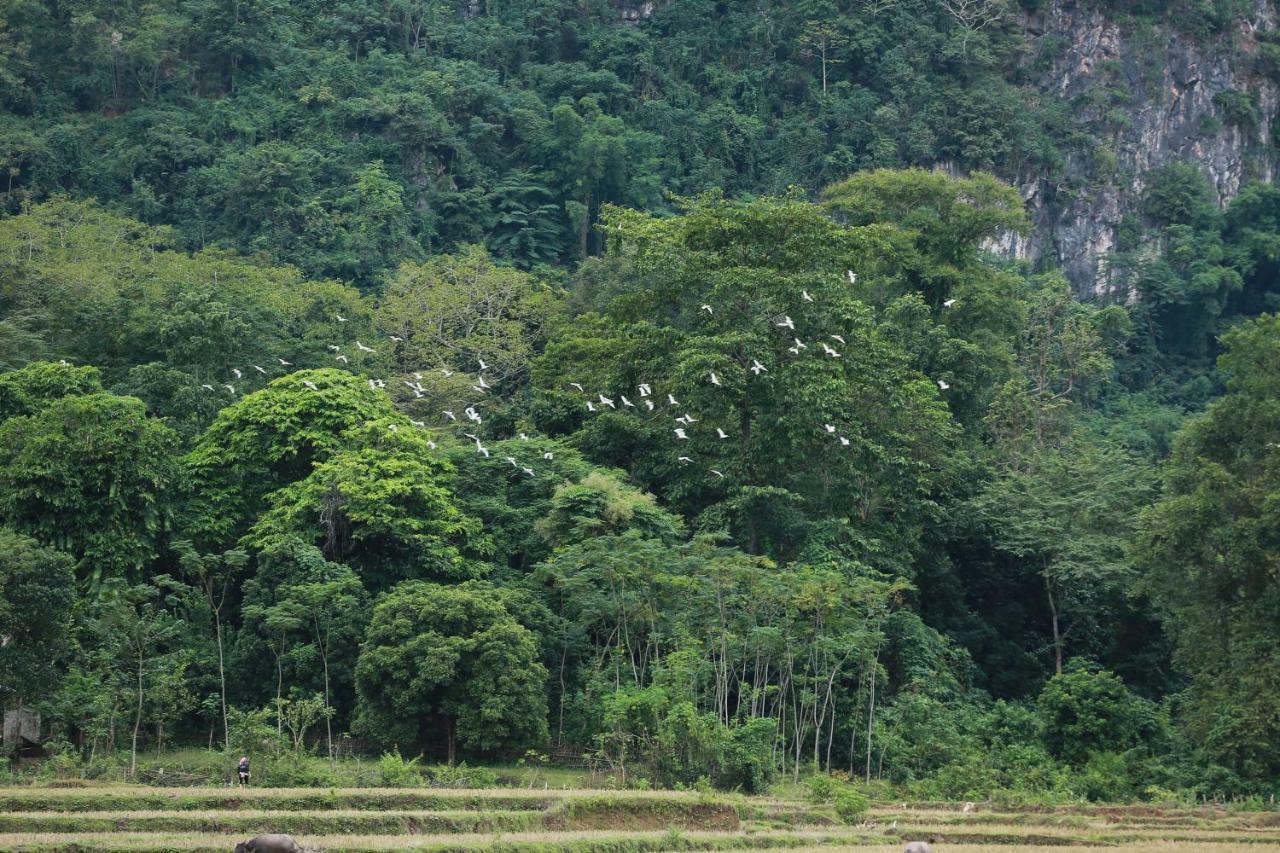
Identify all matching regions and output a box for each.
[903,843,932,853]
[233,834,303,853]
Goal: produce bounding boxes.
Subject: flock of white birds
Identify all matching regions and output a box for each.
[195,272,957,484]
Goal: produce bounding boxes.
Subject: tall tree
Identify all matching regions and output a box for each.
[184,370,397,546]
[174,543,248,753]
[533,192,955,570]
[245,423,482,590]
[355,581,549,762]
[0,530,76,708]
[1136,314,1280,782]
[0,392,180,587]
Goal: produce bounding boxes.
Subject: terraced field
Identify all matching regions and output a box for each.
[0,787,1276,851]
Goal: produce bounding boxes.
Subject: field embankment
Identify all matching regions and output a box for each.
[0,786,1277,851]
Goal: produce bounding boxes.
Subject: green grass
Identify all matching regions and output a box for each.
[82,749,605,790]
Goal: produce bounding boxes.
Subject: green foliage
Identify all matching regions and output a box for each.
[806,772,869,823]
[966,437,1153,674]
[247,425,482,588]
[2,140,1276,796]
[0,361,103,421]
[823,168,1028,268]
[535,192,955,570]
[1037,666,1162,766]
[227,706,285,758]
[0,0,1086,282]
[595,687,776,793]
[1142,163,1217,228]
[184,369,398,545]
[0,390,180,586]
[1212,89,1260,132]
[375,748,424,787]
[378,245,565,386]
[0,200,372,403]
[355,581,550,756]
[1136,314,1280,782]
[0,529,76,705]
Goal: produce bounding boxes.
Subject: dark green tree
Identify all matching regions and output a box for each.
[0,530,76,707]
[355,581,549,761]
[1135,314,1280,782]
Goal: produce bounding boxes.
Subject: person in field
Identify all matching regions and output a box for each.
[237,755,250,786]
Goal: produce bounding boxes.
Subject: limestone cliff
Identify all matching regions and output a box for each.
[1012,0,1279,298]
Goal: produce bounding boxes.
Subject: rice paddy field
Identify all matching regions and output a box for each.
[0,786,1276,852]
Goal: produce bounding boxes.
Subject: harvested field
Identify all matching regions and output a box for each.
[0,786,1275,851]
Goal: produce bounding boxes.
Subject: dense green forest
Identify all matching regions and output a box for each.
[1,0,1278,801]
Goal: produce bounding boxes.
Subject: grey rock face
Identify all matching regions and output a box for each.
[1004,0,1278,298]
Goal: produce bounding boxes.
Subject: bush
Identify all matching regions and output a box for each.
[1213,89,1260,132]
[833,785,870,823]
[806,772,869,824]
[597,686,778,791]
[375,749,424,787]
[723,717,777,793]
[805,772,837,804]
[228,706,284,758]
[256,756,342,787]
[425,762,498,788]
[1037,666,1164,766]
[1077,751,1137,802]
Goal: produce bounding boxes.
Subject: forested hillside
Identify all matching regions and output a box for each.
[1,0,1278,801]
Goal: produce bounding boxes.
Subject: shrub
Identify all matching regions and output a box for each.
[426,762,498,788]
[833,784,870,823]
[1037,666,1164,766]
[1213,89,1260,132]
[257,756,342,787]
[1077,750,1137,802]
[228,706,284,758]
[376,749,424,787]
[805,772,837,804]
[806,771,870,824]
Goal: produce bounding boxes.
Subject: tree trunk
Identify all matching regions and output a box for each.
[131,645,144,778]
[215,614,229,752]
[1045,572,1064,676]
[320,641,333,760]
[446,717,457,766]
[275,639,285,735]
[865,657,877,784]
[556,645,568,746]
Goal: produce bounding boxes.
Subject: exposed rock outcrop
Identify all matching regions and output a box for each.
[1013,0,1278,298]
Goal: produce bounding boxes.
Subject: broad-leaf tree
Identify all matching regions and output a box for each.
[0,391,180,587]
[0,530,76,707]
[1136,314,1280,780]
[355,581,549,761]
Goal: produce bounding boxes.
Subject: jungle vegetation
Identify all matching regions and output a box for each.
[0,0,1277,801]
